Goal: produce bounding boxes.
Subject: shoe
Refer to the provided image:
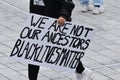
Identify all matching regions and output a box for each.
[75,68,92,80]
[92,6,104,15]
[80,5,88,12]
[80,4,94,12]
[88,4,94,11]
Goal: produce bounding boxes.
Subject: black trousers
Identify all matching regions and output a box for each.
[28,64,40,80]
[28,61,85,80]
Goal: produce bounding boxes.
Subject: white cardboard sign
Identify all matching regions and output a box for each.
[10,13,94,72]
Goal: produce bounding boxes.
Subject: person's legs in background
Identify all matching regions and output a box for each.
[93,0,104,14]
[79,0,94,12]
[28,64,40,80]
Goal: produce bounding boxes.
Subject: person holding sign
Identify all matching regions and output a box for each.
[28,0,92,80]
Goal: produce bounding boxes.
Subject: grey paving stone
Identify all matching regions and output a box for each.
[105,44,120,53]
[0,74,9,80]
[52,77,71,80]
[6,63,27,71]
[110,74,120,80]
[0,68,20,76]
[90,71,110,80]
[1,0,29,12]
[94,67,120,76]
[109,29,120,37]
[1,40,17,49]
[82,57,104,68]
[89,43,108,51]
[0,52,5,57]
[8,74,28,80]
[37,76,50,80]
[0,64,7,69]
[19,70,28,77]
[8,16,25,24]
[97,50,120,62]
[99,33,120,41]
[0,34,12,42]
[41,70,65,79]
[0,21,20,32]
[86,53,117,65]
[114,39,120,45]
[0,43,12,53]
[110,64,120,73]
[0,56,17,64]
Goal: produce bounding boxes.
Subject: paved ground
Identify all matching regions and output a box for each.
[0,0,120,80]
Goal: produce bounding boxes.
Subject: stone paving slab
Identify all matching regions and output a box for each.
[0,0,120,80]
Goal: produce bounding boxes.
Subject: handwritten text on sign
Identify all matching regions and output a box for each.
[10,13,94,71]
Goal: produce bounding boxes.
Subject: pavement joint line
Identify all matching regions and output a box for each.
[0,73,11,80]
[0,0,29,15]
[89,62,120,69]
[0,62,28,78]
[0,24,15,31]
[94,70,114,80]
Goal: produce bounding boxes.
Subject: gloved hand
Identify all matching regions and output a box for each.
[57,16,66,26]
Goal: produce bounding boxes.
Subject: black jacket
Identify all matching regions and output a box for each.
[30,0,75,21]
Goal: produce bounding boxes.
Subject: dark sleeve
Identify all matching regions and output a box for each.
[58,0,75,21]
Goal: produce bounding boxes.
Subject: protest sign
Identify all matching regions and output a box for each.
[10,13,94,72]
